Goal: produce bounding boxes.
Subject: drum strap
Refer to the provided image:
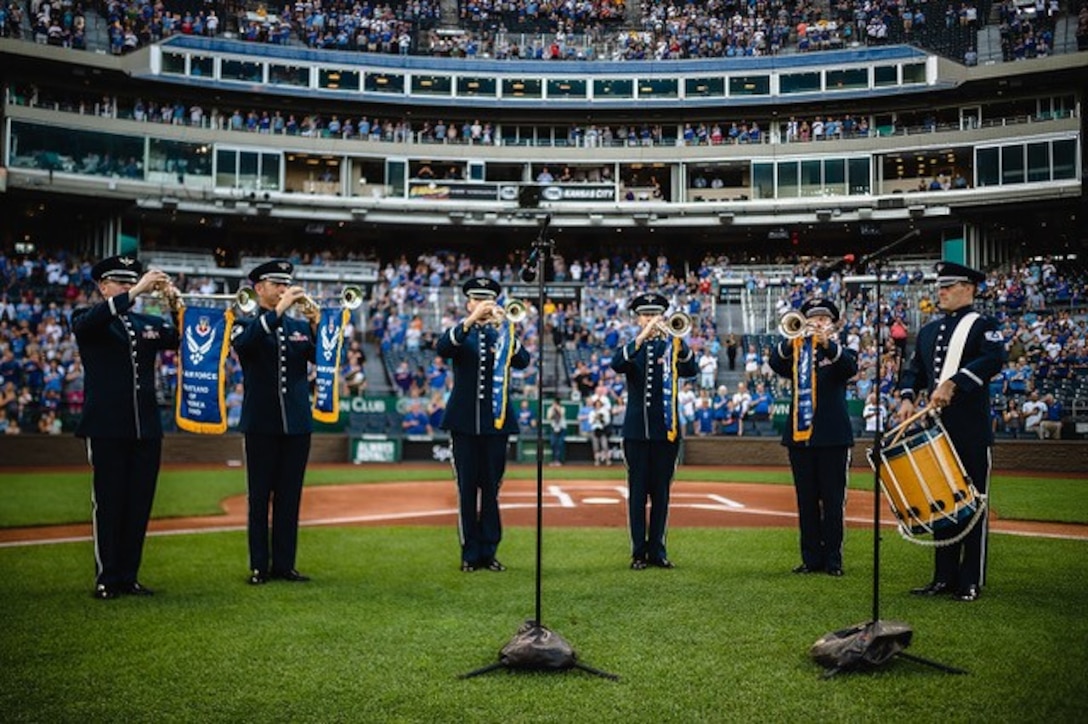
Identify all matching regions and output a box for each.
[937,312,980,384]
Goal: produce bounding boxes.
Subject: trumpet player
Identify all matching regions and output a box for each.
[610,292,698,570]
[73,256,180,599]
[230,260,318,585]
[436,277,530,573]
[769,299,857,578]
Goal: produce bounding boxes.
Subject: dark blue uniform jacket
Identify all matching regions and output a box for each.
[610,337,698,441]
[231,309,316,435]
[769,337,858,448]
[435,322,530,435]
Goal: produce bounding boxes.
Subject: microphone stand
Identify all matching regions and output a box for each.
[817,228,966,677]
[460,218,617,681]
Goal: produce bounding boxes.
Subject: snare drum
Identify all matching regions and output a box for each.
[870,412,977,536]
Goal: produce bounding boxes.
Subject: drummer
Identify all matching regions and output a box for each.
[898,261,1006,602]
[769,298,858,577]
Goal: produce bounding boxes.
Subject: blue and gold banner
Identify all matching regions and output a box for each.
[491,319,515,430]
[176,305,234,434]
[313,306,350,423]
[791,336,816,442]
[662,337,681,442]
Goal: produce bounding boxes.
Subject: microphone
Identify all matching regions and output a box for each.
[815,254,856,281]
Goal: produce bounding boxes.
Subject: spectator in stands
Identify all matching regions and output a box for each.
[516,399,536,435]
[402,400,432,435]
[1021,390,1047,435]
[546,398,566,466]
[1038,393,1063,439]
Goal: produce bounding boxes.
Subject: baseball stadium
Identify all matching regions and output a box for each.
[1,0,1088,720]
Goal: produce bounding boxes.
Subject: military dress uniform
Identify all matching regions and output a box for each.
[436,278,530,572]
[230,260,316,584]
[769,299,858,576]
[610,292,698,569]
[73,256,179,599]
[899,262,1006,601]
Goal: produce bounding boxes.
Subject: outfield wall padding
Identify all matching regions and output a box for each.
[1,434,1086,473]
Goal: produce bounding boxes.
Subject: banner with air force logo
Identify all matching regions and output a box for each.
[176,305,234,434]
[313,306,349,423]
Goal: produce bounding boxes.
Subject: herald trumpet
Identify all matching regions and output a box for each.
[295,285,365,314]
[152,287,259,314]
[779,310,808,339]
[659,311,692,337]
[503,298,528,324]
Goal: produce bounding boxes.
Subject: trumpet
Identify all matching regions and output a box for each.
[487,298,528,325]
[657,311,692,337]
[779,310,809,339]
[295,285,365,315]
[152,286,259,314]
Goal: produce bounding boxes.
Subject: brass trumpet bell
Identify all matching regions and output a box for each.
[503,299,528,324]
[779,310,808,339]
[342,285,364,310]
[236,287,259,314]
[663,311,692,337]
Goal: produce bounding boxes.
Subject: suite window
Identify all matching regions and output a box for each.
[685,78,724,97]
[800,160,823,196]
[191,55,213,77]
[976,147,999,187]
[902,63,926,84]
[826,68,868,91]
[216,149,281,191]
[320,69,360,91]
[222,60,263,83]
[546,79,587,98]
[776,161,799,198]
[1052,139,1076,180]
[594,79,633,98]
[848,158,871,194]
[457,77,496,97]
[1001,144,1025,184]
[752,162,774,200]
[637,78,678,98]
[365,73,402,93]
[874,65,898,87]
[728,75,770,96]
[823,159,846,195]
[503,78,542,98]
[270,64,309,87]
[1027,142,1050,182]
[162,52,186,75]
[412,75,452,95]
[780,72,821,95]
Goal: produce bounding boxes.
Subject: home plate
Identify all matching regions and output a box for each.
[583,497,621,505]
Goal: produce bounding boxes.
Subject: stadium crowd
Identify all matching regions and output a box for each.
[2,246,1085,440]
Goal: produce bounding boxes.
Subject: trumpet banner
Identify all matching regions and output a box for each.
[176,305,235,434]
[313,306,350,423]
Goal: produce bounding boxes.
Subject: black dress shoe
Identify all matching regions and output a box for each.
[956,585,980,602]
[792,564,821,574]
[649,558,675,569]
[910,581,953,596]
[123,582,155,596]
[248,569,268,585]
[272,569,311,582]
[484,559,506,572]
[460,562,477,573]
[93,584,119,600]
[826,568,844,577]
[630,558,648,570]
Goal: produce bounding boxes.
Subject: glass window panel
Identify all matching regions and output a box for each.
[848,158,871,194]
[1026,142,1050,182]
[270,64,309,87]
[637,78,678,98]
[412,75,452,95]
[502,78,542,98]
[902,63,926,84]
[826,68,868,90]
[191,55,213,77]
[728,75,770,96]
[222,60,262,82]
[752,162,774,200]
[9,121,144,178]
[976,147,999,187]
[216,149,236,186]
[363,72,400,93]
[239,151,260,189]
[546,78,587,98]
[1052,139,1076,180]
[260,153,280,191]
[800,159,823,196]
[874,65,897,86]
[593,79,633,98]
[149,139,213,180]
[823,158,846,195]
[162,53,186,75]
[777,161,799,198]
[1001,144,1024,184]
[685,77,724,97]
[320,69,361,91]
[457,76,496,96]
[780,72,821,94]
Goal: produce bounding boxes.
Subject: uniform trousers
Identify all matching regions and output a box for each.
[932,439,991,589]
[244,433,311,574]
[787,446,850,572]
[623,438,680,561]
[87,437,161,588]
[450,432,508,565]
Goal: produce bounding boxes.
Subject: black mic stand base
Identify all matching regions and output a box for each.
[812,618,967,678]
[459,620,619,680]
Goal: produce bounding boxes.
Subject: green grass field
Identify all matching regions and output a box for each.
[1,466,1086,722]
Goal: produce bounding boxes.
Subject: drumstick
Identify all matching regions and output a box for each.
[887,406,937,446]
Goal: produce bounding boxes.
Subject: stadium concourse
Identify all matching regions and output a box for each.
[2,470,1087,546]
